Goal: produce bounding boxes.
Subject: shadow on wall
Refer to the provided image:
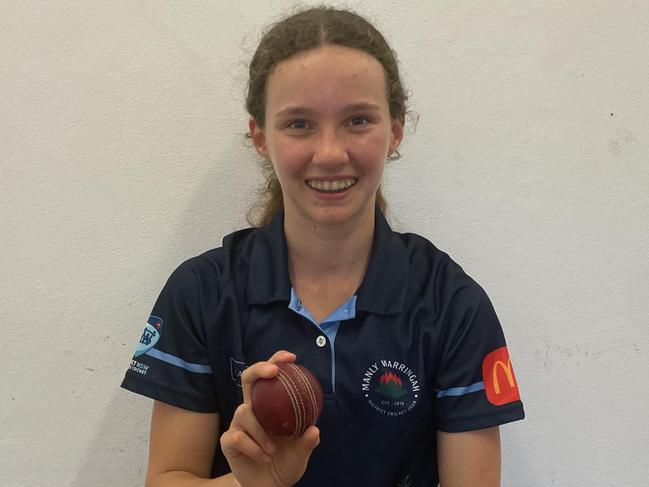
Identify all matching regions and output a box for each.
[72,391,150,486]
[72,137,258,485]
[501,422,536,486]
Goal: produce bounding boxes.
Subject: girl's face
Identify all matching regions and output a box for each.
[250,45,403,228]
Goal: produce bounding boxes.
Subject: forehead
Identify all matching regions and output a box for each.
[265,45,388,113]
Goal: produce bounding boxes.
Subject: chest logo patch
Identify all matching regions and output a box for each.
[361,360,420,416]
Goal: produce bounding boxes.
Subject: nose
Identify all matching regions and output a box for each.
[311,127,349,168]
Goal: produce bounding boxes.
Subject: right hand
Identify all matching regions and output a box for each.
[220,350,321,487]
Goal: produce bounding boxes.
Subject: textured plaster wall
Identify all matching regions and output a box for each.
[1,1,648,486]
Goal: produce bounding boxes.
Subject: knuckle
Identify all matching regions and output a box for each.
[230,430,245,445]
[219,429,233,447]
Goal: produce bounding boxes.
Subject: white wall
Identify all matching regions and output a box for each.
[2,1,647,485]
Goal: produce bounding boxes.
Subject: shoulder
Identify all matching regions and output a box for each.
[397,231,490,307]
[164,226,258,294]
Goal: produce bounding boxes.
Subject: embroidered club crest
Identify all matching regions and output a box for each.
[361,360,420,416]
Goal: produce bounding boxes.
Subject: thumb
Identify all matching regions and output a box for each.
[294,426,320,458]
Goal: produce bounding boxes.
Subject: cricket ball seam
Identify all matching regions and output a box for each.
[279,367,306,435]
[288,363,317,425]
[276,368,302,435]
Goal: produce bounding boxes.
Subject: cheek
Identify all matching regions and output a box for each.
[270,140,307,178]
[351,133,391,170]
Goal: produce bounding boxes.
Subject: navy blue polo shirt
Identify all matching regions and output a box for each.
[121,208,525,486]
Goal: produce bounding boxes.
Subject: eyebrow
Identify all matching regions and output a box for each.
[274,102,382,118]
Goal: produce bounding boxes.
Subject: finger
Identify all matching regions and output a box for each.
[232,403,276,456]
[221,427,272,464]
[241,361,279,404]
[241,351,296,403]
[267,350,297,364]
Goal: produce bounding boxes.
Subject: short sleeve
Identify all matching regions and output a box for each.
[120,259,218,412]
[434,269,525,432]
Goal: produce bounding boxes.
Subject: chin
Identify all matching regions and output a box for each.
[309,204,372,226]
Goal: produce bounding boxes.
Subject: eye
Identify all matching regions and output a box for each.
[286,119,308,129]
[348,116,370,126]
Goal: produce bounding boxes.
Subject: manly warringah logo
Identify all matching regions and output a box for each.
[362,360,420,416]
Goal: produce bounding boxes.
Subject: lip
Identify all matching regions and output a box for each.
[305,176,357,182]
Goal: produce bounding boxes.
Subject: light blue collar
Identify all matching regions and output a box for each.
[288,288,357,325]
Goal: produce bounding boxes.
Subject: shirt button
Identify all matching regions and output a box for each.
[316,335,327,348]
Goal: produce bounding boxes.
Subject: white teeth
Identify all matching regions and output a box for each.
[307,178,357,192]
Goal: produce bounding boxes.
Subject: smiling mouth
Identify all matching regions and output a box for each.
[306,178,358,193]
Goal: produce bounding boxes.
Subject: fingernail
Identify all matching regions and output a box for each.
[266,442,276,454]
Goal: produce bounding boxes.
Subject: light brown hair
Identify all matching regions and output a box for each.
[246,6,408,226]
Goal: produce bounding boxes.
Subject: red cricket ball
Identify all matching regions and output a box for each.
[251,362,324,437]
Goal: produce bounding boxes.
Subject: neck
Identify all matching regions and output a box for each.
[283,206,375,282]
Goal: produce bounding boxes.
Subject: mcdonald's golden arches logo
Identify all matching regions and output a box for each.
[482,346,521,406]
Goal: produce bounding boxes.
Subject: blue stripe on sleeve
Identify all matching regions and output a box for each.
[436,381,485,398]
[145,348,213,374]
